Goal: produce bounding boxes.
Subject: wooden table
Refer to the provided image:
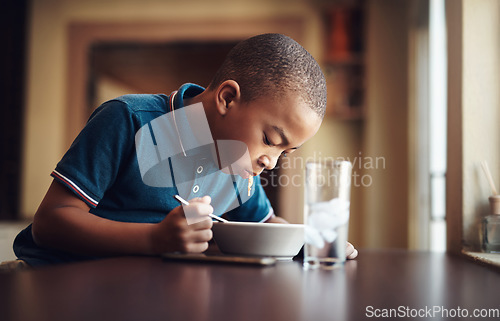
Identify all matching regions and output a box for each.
[1,249,499,321]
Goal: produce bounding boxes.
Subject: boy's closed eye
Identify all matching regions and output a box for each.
[263,133,275,146]
[263,132,297,158]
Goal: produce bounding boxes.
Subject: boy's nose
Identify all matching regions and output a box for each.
[258,154,279,171]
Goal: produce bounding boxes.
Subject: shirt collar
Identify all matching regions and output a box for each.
[168,83,215,159]
[169,83,205,112]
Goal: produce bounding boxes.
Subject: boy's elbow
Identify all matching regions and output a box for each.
[31,210,51,247]
[31,180,91,248]
[31,206,65,248]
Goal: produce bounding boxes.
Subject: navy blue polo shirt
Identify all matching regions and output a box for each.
[14,83,273,266]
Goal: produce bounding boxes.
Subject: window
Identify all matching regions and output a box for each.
[428,0,447,252]
[408,0,447,252]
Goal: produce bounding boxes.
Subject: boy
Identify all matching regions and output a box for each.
[13,33,358,266]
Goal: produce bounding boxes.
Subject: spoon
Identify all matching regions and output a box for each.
[173,195,228,223]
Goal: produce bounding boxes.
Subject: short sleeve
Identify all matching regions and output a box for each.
[224,175,274,222]
[51,100,137,208]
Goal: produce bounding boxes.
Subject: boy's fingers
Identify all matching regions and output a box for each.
[190,216,213,230]
[185,203,214,217]
[185,241,210,253]
[181,229,213,253]
[196,203,214,216]
[347,249,358,260]
[346,242,358,259]
[180,202,214,225]
[189,228,213,243]
[189,196,211,204]
[169,205,212,226]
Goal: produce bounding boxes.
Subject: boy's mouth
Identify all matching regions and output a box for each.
[240,169,257,179]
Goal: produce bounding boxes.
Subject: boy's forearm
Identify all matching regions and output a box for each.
[33,206,156,257]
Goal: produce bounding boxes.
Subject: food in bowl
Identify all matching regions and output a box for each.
[212,221,305,258]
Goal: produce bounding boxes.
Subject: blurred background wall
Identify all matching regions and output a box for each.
[15,0,411,249]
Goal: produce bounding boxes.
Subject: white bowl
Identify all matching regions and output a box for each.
[212,221,305,258]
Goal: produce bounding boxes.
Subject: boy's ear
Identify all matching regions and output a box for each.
[215,80,241,116]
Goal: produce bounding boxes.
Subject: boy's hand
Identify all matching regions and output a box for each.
[150,196,214,254]
[346,242,358,260]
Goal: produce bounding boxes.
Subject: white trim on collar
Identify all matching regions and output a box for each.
[170,91,187,157]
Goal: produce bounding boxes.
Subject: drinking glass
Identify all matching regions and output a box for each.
[304,160,352,269]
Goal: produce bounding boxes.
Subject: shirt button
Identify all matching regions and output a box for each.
[192,185,200,193]
[196,166,203,174]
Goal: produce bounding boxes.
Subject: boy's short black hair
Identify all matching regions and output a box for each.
[208,33,327,118]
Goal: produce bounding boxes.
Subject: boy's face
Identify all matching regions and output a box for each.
[212,92,322,177]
